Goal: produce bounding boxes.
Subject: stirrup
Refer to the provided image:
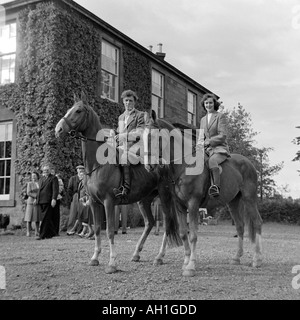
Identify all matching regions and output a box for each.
[113,186,126,198]
[209,185,220,197]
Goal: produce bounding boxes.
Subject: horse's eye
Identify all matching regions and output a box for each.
[76,110,81,113]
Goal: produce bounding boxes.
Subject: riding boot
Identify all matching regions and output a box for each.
[113,165,131,201]
[209,167,220,197]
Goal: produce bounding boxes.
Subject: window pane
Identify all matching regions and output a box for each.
[0,178,4,194]
[101,70,117,101]
[0,142,4,158]
[101,41,119,102]
[5,178,10,194]
[5,141,11,158]
[152,70,164,98]
[0,23,16,55]
[0,54,15,84]
[0,160,4,176]
[6,160,11,176]
[6,123,12,141]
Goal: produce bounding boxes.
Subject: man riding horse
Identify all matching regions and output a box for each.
[113,90,145,202]
[196,93,230,197]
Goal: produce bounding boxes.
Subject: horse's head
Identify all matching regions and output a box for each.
[55,91,91,139]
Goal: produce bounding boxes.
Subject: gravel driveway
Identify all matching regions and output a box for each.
[0,221,299,300]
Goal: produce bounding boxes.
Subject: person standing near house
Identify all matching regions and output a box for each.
[36,164,59,240]
[24,171,41,237]
[66,165,85,234]
[113,90,145,202]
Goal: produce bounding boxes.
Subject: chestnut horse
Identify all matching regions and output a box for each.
[55,94,181,273]
[143,111,263,276]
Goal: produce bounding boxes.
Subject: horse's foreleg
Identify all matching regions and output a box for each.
[89,203,102,266]
[132,200,154,262]
[153,232,167,265]
[105,201,117,273]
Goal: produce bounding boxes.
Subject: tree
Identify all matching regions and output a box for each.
[292,126,300,174]
[255,147,284,200]
[223,103,283,199]
[223,103,258,162]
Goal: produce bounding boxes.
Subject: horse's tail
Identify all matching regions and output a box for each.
[162,183,182,248]
[240,197,262,243]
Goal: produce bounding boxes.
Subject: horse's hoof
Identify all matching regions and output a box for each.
[231,258,240,265]
[182,269,196,277]
[131,255,140,262]
[105,265,117,274]
[89,259,99,266]
[153,259,163,266]
[252,259,262,268]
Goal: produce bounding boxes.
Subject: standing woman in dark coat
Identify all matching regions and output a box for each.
[197,93,230,197]
[36,164,59,240]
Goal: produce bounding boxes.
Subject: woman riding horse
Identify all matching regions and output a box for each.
[197,93,230,197]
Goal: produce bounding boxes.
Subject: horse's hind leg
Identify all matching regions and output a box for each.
[132,198,155,262]
[244,199,263,268]
[228,196,245,265]
[154,231,167,265]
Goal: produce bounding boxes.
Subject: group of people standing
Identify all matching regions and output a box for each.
[24,164,64,240]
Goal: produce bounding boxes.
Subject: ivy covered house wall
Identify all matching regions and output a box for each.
[0,0,152,226]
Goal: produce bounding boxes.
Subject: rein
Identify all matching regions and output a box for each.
[62,111,107,177]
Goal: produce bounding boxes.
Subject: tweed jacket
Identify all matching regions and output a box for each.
[37,174,59,205]
[197,112,230,156]
[117,108,145,148]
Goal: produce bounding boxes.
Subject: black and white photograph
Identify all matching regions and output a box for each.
[0,0,300,304]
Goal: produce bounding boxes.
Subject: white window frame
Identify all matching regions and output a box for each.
[0,22,16,85]
[151,69,164,118]
[187,90,197,126]
[101,40,119,102]
[0,122,12,200]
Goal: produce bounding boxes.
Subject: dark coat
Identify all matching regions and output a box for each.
[37,174,59,204]
[67,174,80,200]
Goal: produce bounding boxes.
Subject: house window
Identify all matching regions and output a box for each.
[0,122,12,200]
[152,69,164,118]
[0,22,16,85]
[187,90,196,126]
[101,40,119,102]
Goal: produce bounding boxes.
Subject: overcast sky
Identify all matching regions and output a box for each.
[1,0,300,198]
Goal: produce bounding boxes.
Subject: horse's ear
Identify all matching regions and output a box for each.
[151,109,157,122]
[73,92,80,103]
[81,91,87,104]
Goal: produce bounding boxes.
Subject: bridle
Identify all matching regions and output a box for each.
[62,104,104,176]
[62,105,98,142]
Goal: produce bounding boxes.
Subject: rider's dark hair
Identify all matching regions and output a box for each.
[121,90,138,102]
[200,93,220,111]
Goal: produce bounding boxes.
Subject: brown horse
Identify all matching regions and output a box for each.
[55,93,181,273]
[143,110,263,276]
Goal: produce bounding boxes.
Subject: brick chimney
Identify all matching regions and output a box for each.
[156,43,166,60]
